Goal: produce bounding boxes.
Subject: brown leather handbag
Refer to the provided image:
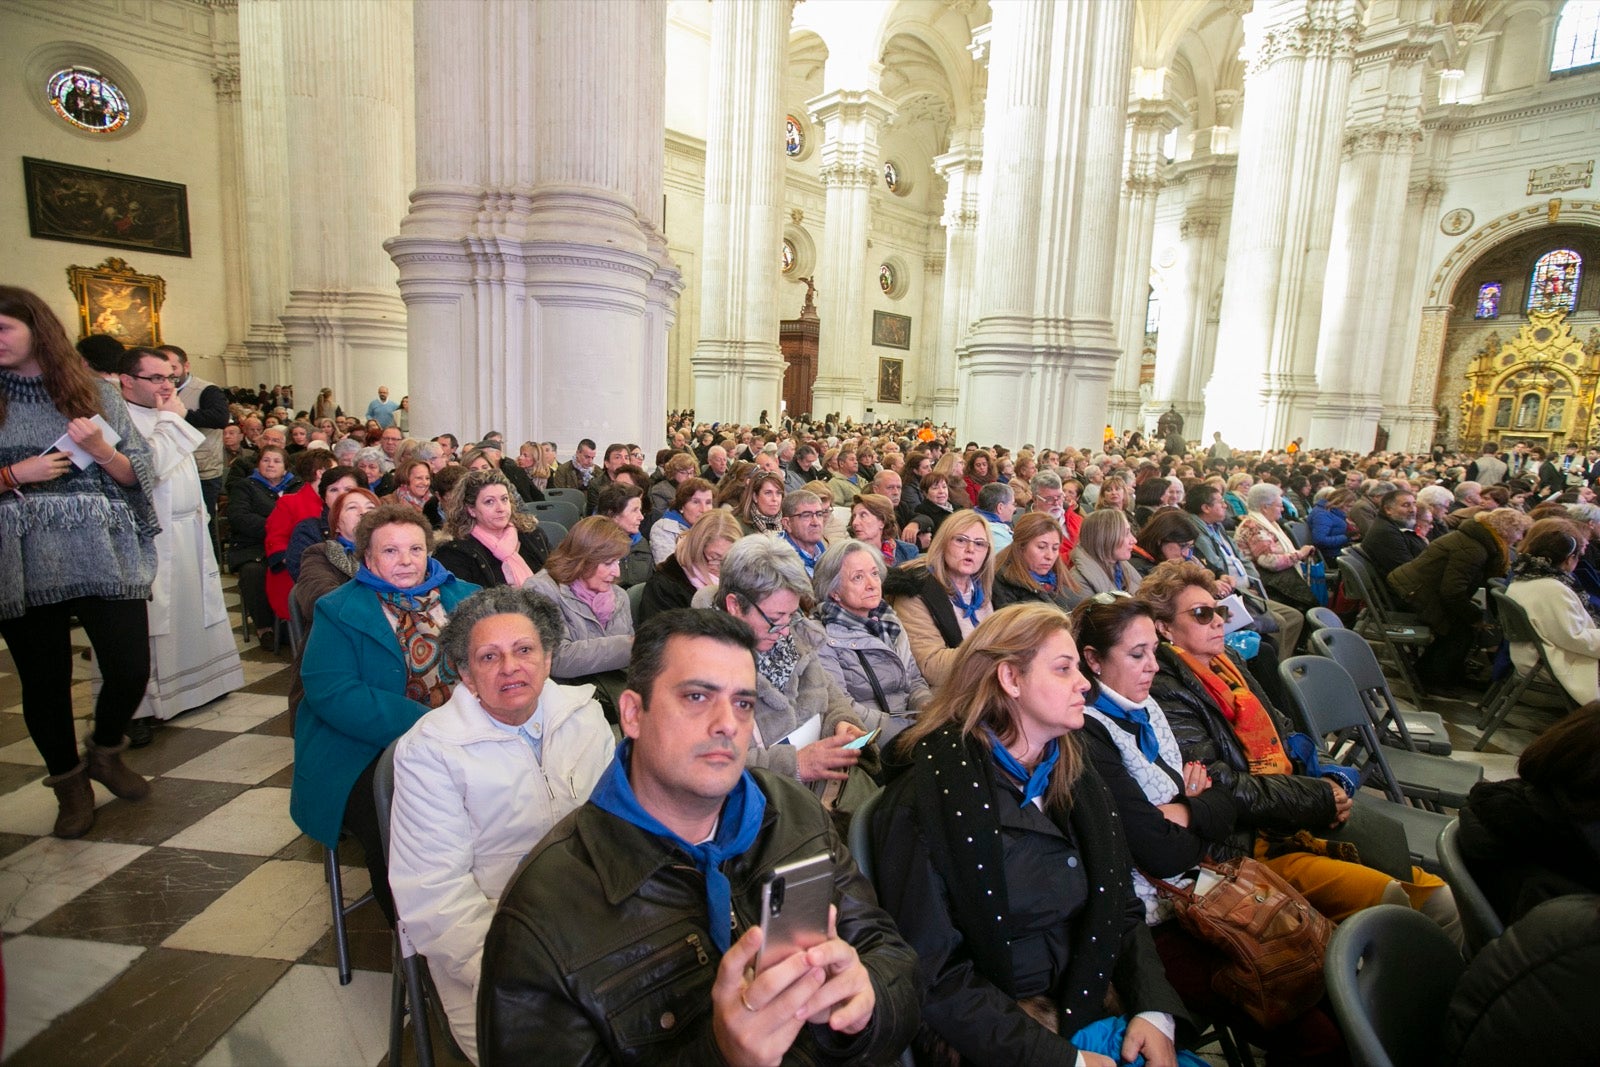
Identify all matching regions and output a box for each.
[1149,857,1332,1028]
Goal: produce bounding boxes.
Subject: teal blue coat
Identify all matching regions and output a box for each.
[290,574,478,846]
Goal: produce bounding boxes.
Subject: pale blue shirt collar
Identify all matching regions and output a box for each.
[487,702,546,763]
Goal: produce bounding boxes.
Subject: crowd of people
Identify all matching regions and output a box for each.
[2,281,1597,1064]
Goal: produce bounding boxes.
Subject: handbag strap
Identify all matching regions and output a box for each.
[854,649,892,716]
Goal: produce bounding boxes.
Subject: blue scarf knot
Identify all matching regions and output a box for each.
[662,508,687,529]
[951,582,986,625]
[984,727,1060,807]
[352,557,453,609]
[589,741,767,952]
[249,470,293,494]
[1112,562,1127,591]
[629,531,642,546]
[1034,570,1058,590]
[335,535,356,552]
[1091,691,1161,766]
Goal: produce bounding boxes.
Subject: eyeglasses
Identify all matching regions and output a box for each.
[1182,604,1232,624]
[787,510,829,521]
[128,373,181,385]
[950,534,990,552]
[748,600,802,635]
[1166,540,1195,553]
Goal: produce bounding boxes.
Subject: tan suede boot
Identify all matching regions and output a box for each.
[43,762,95,838]
[84,736,150,801]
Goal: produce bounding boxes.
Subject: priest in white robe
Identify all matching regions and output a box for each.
[118,349,244,720]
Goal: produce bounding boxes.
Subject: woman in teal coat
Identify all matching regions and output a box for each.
[291,503,478,921]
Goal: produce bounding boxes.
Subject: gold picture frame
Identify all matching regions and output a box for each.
[66,257,165,348]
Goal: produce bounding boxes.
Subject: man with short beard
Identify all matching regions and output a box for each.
[1360,489,1426,582]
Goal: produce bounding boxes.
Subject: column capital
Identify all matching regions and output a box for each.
[1180,209,1223,240]
[1244,0,1363,77]
[212,60,241,101]
[1342,119,1422,156]
[806,88,895,132]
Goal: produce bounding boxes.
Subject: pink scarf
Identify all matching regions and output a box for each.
[570,577,616,627]
[472,524,535,586]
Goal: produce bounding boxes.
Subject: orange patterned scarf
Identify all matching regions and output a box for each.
[1172,646,1292,776]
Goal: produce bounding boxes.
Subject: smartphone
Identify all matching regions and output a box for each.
[755,853,833,973]
[843,727,881,751]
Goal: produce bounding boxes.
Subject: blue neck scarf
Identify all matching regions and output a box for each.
[1034,570,1058,589]
[975,508,1003,525]
[1091,691,1161,766]
[629,532,642,546]
[781,532,823,572]
[335,535,356,552]
[588,741,767,952]
[352,557,453,609]
[1112,562,1127,590]
[250,470,293,494]
[984,727,1059,807]
[951,581,986,625]
[663,508,687,529]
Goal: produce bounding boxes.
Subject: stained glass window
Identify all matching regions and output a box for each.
[883,161,899,192]
[1475,283,1501,319]
[879,263,896,295]
[1528,250,1582,313]
[785,116,804,157]
[47,67,130,133]
[781,239,795,274]
[1552,0,1600,72]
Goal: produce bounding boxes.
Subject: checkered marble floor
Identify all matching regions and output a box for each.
[0,578,1549,1066]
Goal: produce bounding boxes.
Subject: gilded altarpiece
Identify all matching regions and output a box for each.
[1460,312,1600,450]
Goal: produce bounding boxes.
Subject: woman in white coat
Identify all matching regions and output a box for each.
[388,586,613,1063]
[1504,518,1600,705]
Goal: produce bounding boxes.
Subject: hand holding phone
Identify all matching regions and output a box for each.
[842,728,880,751]
[755,853,833,974]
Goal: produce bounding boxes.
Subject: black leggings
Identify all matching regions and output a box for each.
[0,597,151,775]
[342,753,397,926]
[235,560,273,633]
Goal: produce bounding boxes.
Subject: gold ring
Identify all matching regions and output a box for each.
[740,988,758,1013]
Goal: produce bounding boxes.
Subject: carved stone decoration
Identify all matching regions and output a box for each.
[1528,160,1593,196]
[1440,207,1473,235]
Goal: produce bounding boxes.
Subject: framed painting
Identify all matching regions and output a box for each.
[24,157,191,257]
[872,310,911,350]
[877,357,904,404]
[67,257,165,348]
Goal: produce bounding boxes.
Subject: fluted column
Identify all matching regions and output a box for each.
[691,0,790,423]
[1204,0,1364,448]
[959,0,1133,446]
[931,136,981,425]
[236,0,292,387]
[1150,207,1224,434]
[387,0,680,445]
[208,14,251,387]
[280,0,412,403]
[808,89,894,420]
[1382,176,1446,450]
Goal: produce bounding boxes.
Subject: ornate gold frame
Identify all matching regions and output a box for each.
[66,256,165,348]
[1459,311,1600,450]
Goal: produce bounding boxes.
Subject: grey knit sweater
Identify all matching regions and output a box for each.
[0,372,159,620]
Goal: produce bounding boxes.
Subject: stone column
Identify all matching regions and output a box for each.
[387,0,681,446]
[236,0,292,387]
[690,0,790,423]
[207,19,252,387]
[1203,0,1363,449]
[279,0,412,404]
[930,135,982,425]
[1150,206,1225,433]
[807,88,894,420]
[1382,176,1447,450]
[958,0,1134,447]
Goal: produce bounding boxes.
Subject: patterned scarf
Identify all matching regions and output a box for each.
[354,560,457,709]
[817,599,902,643]
[1171,646,1292,776]
[749,511,782,533]
[756,632,801,690]
[395,485,431,511]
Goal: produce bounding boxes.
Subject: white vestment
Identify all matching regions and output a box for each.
[129,405,244,719]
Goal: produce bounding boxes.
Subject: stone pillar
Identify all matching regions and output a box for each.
[236,0,292,387]
[1203,0,1363,449]
[807,88,894,421]
[958,0,1134,447]
[1382,177,1447,450]
[387,0,681,446]
[279,0,412,404]
[931,135,982,425]
[207,14,252,387]
[1150,206,1224,434]
[690,0,790,423]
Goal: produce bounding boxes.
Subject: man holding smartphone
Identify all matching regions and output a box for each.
[479,609,920,1065]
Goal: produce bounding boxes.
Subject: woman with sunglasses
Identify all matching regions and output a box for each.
[992,511,1077,609]
[1068,509,1142,596]
[885,510,996,687]
[708,535,869,789]
[1138,561,1460,933]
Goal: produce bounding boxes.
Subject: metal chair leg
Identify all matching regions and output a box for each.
[403,949,435,1067]
[326,847,353,986]
[388,937,407,1066]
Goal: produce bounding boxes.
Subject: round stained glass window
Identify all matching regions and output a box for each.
[782,239,796,274]
[883,161,899,192]
[785,115,804,158]
[879,263,896,295]
[48,67,130,133]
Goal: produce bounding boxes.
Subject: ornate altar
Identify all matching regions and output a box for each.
[1459,312,1600,451]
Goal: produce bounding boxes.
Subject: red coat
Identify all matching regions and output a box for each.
[265,484,323,620]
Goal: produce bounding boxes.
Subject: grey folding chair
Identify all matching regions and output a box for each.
[626,580,646,621]
[543,487,587,511]
[324,841,374,987]
[1287,520,1310,549]
[538,519,568,547]
[1310,628,1453,755]
[1437,819,1505,959]
[1304,606,1345,634]
[525,498,581,528]
[1477,589,1578,751]
[1337,551,1432,704]
[1325,905,1465,1067]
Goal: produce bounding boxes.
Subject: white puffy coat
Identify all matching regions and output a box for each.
[388,678,614,1062]
[1505,576,1600,705]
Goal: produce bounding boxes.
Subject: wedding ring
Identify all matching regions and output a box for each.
[740,987,758,1013]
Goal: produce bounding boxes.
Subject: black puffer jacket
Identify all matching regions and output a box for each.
[479,768,922,1066]
[1150,644,1336,838]
[1457,777,1600,925]
[432,527,550,588]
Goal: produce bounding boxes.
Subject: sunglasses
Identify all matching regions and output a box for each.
[1183,604,1232,624]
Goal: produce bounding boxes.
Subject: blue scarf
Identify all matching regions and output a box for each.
[588,741,767,952]
[662,508,687,529]
[1033,570,1058,590]
[629,532,642,546]
[352,557,453,609]
[984,727,1059,807]
[335,535,356,552]
[975,508,1003,526]
[1091,691,1161,766]
[249,470,293,494]
[951,581,985,625]
[1113,562,1127,590]
[781,532,823,574]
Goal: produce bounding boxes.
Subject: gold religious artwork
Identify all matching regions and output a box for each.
[1459,311,1599,451]
[66,257,165,347]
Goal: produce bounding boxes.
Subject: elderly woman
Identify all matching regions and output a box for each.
[287,487,380,715]
[648,475,714,565]
[228,444,302,649]
[638,508,739,623]
[1067,508,1142,596]
[1504,518,1600,705]
[385,456,435,515]
[285,464,362,581]
[594,482,652,588]
[525,516,634,713]
[932,451,969,508]
[1073,595,1345,1066]
[702,536,869,788]
[911,470,957,549]
[1223,473,1252,520]
[992,511,1076,609]
[292,504,479,922]
[884,509,996,687]
[735,469,786,535]
[1235,482,1319,612]
[647,452,699,520]
[811,540,931,743]
[850,492,919,566]
[434,469,551,588]
[871,604,1190,1067]
[1138,561,1458,932]
[354,445,387,493]
[1415,484,1454,542]
[264,450,338,621]
[1389,507,1531,686]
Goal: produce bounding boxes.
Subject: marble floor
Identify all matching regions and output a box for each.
[0,578,1555,1066]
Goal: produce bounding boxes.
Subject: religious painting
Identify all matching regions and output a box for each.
[877,357,904,404]
[67,257,165,347]
[46,67,130,133]
[1516,392,1541,429]
[1527,249,1581,314]
[1493,396,1513,428]
[1545,398,1568,431]
[1475,283,1501,320]
[872,309,911,350]
[24,157,191,257]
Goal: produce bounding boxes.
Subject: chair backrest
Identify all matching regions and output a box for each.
[527,498,581,528]
[1437,819,1506,957]
[1488,588,1540,645]
[1304,606,1345,634]
[1325,904,1465,1067]
[373,738,401,858]
[544,487,587,510]
[626,580,646,621]
[846,786,885,884]
[1337,550,1381,608]
[287,587,310,659]
[1287,520,1310,549]
[1310,627,1387,693]
[539,519,568,547]
[1280,655,1407,803]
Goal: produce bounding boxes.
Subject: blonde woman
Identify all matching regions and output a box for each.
[637,508,740,623]
[883,509,995,687]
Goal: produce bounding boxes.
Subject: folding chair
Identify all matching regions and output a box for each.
[626,580,646,621]
[1436,819,1504,958]
[1476,589,1579,751]
[1303,606,1344,635]
[1309,628,1452,755]
[325,841,375,987]
[1336,551,1432,705]
[1286,520,1310,549]
[538,519,568,547]
[543,487,587,511]
[524,498,581,528]
[1325,905,1464,1067]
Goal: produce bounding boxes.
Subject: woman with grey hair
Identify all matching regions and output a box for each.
[1416,484,1455,540]
[354,445,387,492]
[1568,502,1600,605]
[1236,481,1319,612]
[811,541,930,743]
[707,535,870,789]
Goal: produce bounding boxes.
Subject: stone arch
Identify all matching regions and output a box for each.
[1426,200,1600,305]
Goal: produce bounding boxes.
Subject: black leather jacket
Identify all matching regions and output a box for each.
[479,770,921,1065]
[1150,644,1336,839]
